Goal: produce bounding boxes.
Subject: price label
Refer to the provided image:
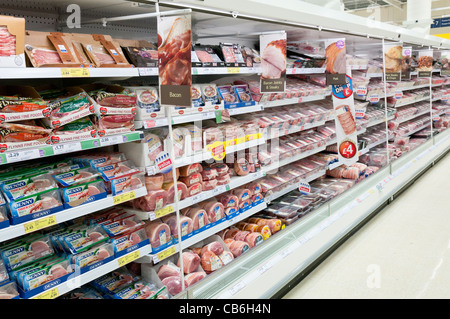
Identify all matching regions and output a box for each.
[298,180,311,195]
[100,135,122,146]
[52,142,82,155]
[227,67,240,74]
[118,250,141,267]
[369,94,380,104]
[156,246,176,262]
[32,287,59,299]
[113,191,137,205]
[24,216,57,234]
[213,185,227,196]
[229,281,246,296]
[60,68,90,78]
[356,86,368,96]
[138,68,157,76]
[6,148,41,163]
[154,205,174,219]
[209,141,226,161]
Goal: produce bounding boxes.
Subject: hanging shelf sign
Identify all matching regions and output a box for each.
[260,31,287,93]
[383,42,402,82]
[417,49,434,78]
[325,38,347,85]
[402,47,412,80]
[158,14,192,107]
[331,65,359,166]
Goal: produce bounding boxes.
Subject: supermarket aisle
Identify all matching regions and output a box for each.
[283,151,450,299]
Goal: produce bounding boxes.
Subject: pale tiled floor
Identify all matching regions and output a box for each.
[283,152,450,299]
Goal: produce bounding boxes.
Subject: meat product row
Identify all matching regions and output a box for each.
[0,84,138,151]
[0,204,150,297]
[0,152,144,227]
[87,265,168,299]
[153,237,234,296]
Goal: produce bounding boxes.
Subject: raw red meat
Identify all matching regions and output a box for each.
[162,215,193,238]
[144,220,171,248]
[139,189,168,212]
[245,232,263,248]
[161,275,186,296]
[200,167,218,181]
[218,194,239,208]
[157,263,181,280]
[185,271,207,287]
[184,207,209,230]
[145,174,164,191]
[187,182,203,197]
[201,241,224,256]
[201,250,224,273]
[162,181,188,204]
[31,48,63,66]
[177,251,201,274]
[224,239,249,257]
[198,200,225,223]
[202,178,217,191]
[179,163,202,177]
[179,173,202,187]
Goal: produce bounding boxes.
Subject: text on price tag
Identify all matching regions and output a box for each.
[118,250,141,267]
[6,148,41,163]
[24,216,58,234]
[113,191,136,205]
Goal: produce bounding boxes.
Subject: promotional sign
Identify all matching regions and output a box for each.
[439,51,450,76]
[260,32,287,93]
[417,49,434,78]
[401,47,412,80]
[383,42,402,81]
[158,14,192,106]
[325,38,347,85]
[331,66,359,166]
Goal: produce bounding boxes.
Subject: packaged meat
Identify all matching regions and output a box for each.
[109,172,145,196]
[198,200,225,223]
[202,178,218,191]
[144,174,164,191]
[245,232,264,248]
[161,275,186,296]
[179,172,202,187]
[110,226,148,255]
[162,214,193,239]
[217,193,239,208]
[210,163,229,176]
[0,172,57,201]
[144,220,172,249]
[179,163,203,177]
[200,167,218,181]
[0,281,19,299]
[8,189,63,223]
[201,250,224,273]
[71,242,114,270]
[216,174,231,186]
[52,167,100,187]
[234,158,250,176]
[224,239,249,258]
[200,84,220,105]
[138,189,168,212]
[187,182,203,198]
[61,179,107,208]
[162,181,188,204]
[185,271,207,287]
[177,251,201,274]
[231,188,252,203]
[157,261,181,281]
[144,132,164,163]
[200,241,225,256]
[101,214,144,237]
[125,86,162,120]
[1,235,55,272]
[0,121,52,144]
[217,85,239,105]
[184,207,209,231]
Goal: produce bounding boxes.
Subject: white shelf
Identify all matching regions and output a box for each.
[265,119,329,141]
[366,115,395,128]
[401,123,430,137]
[0,187,148,243]
[261,93,331,108]
[396,109,431,124]
[0,67,139,79]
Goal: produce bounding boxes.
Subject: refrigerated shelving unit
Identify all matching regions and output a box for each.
[0,0,448,299]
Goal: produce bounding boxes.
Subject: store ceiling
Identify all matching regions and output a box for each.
[342,0,407,11]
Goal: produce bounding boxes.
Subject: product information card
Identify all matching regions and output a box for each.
[260,32,287,93]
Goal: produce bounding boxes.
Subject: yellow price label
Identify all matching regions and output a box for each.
[118,250,141,267]
[235,136,246,145]
[113,191,136,205]
[154,205,174,218]
[246,133,262,142]
[32,287,59,299]
[157,246,176,262]
[60,68,90,78]
[24,216,57,234]
[227,67,240,73]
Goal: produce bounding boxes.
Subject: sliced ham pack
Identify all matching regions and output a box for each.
[0,15,26,68]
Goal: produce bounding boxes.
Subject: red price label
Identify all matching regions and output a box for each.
[339,141,357,159]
